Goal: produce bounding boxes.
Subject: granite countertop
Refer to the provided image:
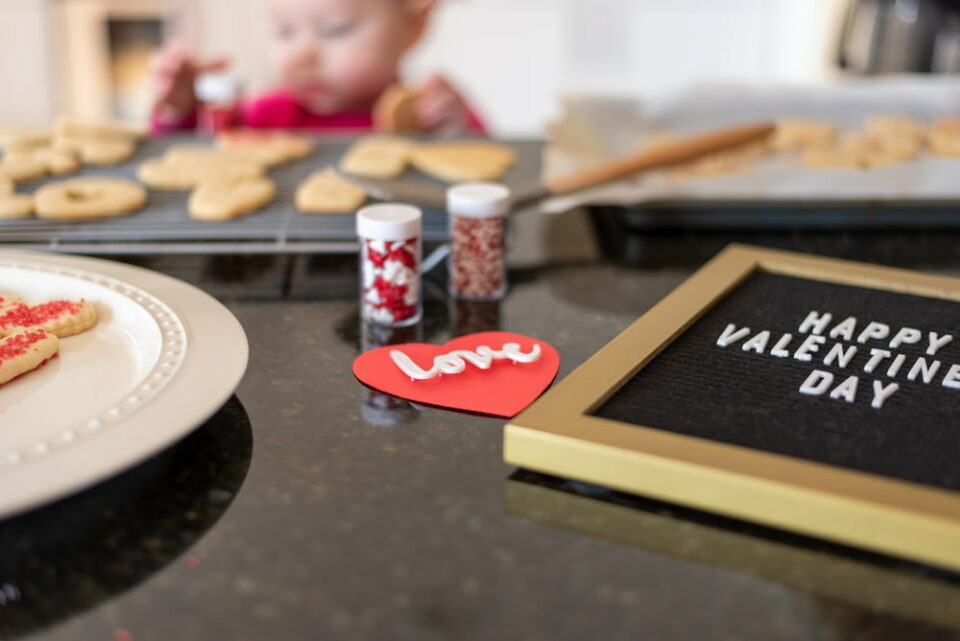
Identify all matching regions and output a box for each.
[5,215,960,641]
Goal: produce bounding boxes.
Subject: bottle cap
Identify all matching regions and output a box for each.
[446,183,511,218]
[356,203,422,241]
[195,73,242,103]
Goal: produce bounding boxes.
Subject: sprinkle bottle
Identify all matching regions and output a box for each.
[447,183,510,301]
[356,203,422,327]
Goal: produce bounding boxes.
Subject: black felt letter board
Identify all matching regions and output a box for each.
[594,272,960,492]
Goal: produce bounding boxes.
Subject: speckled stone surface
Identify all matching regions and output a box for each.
[9,223,960,640]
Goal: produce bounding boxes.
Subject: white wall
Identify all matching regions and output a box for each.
[0,0,58,125]
[405,0,848,135]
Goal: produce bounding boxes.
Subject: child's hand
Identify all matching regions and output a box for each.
[150,42,230,123]
[417,75,474,135]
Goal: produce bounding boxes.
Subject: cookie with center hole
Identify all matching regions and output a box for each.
[35,177,146,221]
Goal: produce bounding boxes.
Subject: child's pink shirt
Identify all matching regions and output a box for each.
[152,90,486,134]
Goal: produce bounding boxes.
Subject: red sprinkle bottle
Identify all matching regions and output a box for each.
[356,204,423,327]
[447,183,510,301]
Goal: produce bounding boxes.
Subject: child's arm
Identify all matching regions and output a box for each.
[149,42,230,134]
[417,75,486,135]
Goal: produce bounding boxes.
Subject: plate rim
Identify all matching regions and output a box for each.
[0,249,248,518]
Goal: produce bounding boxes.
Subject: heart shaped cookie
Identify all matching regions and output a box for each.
[353,331,559,417]
[0,299,97,338]
[189,176,276,221]
[0,329,59,385]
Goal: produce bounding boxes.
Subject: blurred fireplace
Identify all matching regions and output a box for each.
[56,0,200,123]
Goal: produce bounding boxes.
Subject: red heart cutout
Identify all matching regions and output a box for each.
[353,331,560,418]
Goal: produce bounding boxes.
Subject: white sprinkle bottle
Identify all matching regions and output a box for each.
[447,183,510,301]
[356,203,422,327]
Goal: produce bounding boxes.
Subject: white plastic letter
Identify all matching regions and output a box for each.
[872,381,899,409]
[927,333,953,357]
[907,357,941,384]
[886,353,906,378]
[741,330,770,354]
[829,376,858,403]
[863,348,891,374]
[770,334,793,358]
[942,364,960,389]
[794,335,826,362]
[823,343,857,368]
[799,311,832,335]
[828,317,858,341]
[717,324,750,348]
[800,370,833,396]
[856,322,890,344]
[889,327,921,350]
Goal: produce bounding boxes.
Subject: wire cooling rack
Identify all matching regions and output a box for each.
[0,136,542,255]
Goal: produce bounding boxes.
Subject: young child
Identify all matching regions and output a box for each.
[150,0,484,135]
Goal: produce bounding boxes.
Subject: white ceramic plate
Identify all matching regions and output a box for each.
[0,250,248,518]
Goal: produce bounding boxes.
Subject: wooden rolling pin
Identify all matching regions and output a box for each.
[510,121,776,208]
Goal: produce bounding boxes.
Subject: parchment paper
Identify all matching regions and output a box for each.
[540,75,960,214]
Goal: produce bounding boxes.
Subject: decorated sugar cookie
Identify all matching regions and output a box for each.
[353,331,559,417]
[0,298,97,338]
[0,329,59,386]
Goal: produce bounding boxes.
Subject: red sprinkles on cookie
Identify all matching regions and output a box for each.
[0,329,49,362]
[0,328,60,386]
[0,298,94,338]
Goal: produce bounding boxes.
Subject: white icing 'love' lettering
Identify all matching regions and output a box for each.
[390,343,542,380]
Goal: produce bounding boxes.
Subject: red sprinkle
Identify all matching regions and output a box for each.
[0,300,82,331]
[0,330,49,364]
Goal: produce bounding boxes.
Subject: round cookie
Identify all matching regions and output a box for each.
[35,177,146,221]
[189,177,276,221]
[0,194,34,219]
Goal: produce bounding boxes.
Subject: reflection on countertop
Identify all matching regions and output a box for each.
[506,470,960,636]
[0,397,252,640]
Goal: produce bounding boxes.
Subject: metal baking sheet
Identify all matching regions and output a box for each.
[0,136,542,254]
[542,76,960,216]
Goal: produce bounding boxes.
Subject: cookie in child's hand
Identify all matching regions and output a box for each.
[0,329,59,386]
[373,85,422,134]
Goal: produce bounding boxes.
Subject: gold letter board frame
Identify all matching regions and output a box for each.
[504,244,960,571]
